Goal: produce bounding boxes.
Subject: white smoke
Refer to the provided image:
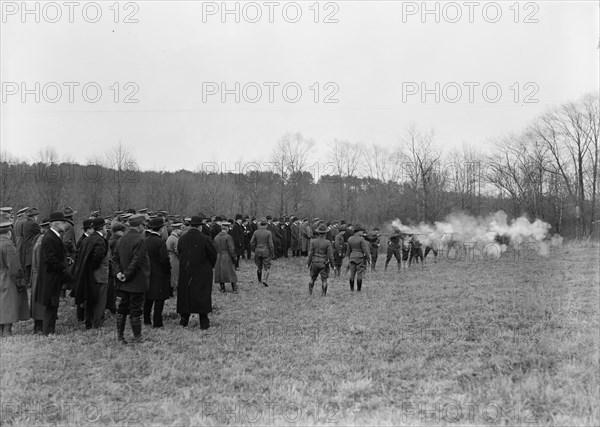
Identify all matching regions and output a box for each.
[388,211,560,257]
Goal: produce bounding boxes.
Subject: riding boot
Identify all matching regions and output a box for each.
[357,279,362,292]
[33,319,43,334]
[349,279,354,292]
[384,262,389,272]
[308,280,314,295]
[263,269,270,287]
[321,280,328,297]
[220,283,226,293]
[116,314,128,344]
[257,269,262,283]
[130,316,142,343]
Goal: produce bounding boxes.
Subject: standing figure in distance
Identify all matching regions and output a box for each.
[250,218,274,287]
[306,224,335,297]
[177,216,217,329]
[345,224,371,292]
[214,222,238,293]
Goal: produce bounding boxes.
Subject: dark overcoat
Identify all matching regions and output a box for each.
[36,229,71,308]
[73,232,107,305]
[111,228,150,294]
[21,218,40,268]
[213,231,237,283]
[177,228,217,314]
[145,231,171,300]
[229,222,244,257]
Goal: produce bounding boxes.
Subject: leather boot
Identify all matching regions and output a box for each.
[263,269,270,287]
[257,270,262,283]
[220,283,226,293]
[308,280,314,295]
[33,320,43,335]
[357,279,362,292]
[321,280,328,297]
[116,314,128,344]
[349,279,354,292]
[130,316,142,343]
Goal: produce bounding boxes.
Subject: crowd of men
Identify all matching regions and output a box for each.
[0,206,433,342]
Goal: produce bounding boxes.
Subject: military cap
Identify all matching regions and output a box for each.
[17,207,29,215]
[27,207,40,216]
[40,217,50,227]
[125,208,136,214]
[0,207,12,213]
[90,211,100,218]
[157,210,168,216]
[120,213,133,221]
[114,210,124,216]
[316,224,328,234]
[171,222,183,228]
[63,206,77,218]
[129,214,147,227]
[111,222,127,233]
[137,208,148,214]
[0,220,13,230]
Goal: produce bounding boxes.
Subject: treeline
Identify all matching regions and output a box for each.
[1,93,598,238]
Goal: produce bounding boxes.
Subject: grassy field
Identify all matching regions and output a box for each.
[1,242,599,426]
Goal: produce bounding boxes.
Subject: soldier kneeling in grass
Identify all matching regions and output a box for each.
[306,224,336,297]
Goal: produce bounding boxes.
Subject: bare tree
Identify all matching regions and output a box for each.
[106,142,138,210]
[399,124,447,221]
[329,139,363,220]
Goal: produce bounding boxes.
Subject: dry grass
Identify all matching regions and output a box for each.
[1,245,598,426]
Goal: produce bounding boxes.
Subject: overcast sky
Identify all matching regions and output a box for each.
[1,1,598,173]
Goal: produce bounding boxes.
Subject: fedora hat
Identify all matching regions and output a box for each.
[147,217,165,230]
[353,223,365,232]
[316,224,328,234]
[190,216,203,227]
[92,218,106,230]
[27,207,40,217]
[48,211,74,225]
[82,218,94,229]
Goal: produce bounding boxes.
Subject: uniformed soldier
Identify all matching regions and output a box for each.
[345,224,371,292]
[367,227,381,272]
[250,219,274,287]
[306,224,336,296]
[333,224,347,278]
[384,230,403,272]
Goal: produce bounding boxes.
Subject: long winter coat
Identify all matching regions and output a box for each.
[30,233,45,320]
[111,228,150,294]
[36,229,71,308]
[1,234,29,324]
[300,223,312,252]
[213,231,238,283]
[177,228,217,314]
[166,232,179,289]
[21,218,40,268]
[73,232,108,305]
[145,231,171,300]
[229,222,244,257]
[290,223,300,251]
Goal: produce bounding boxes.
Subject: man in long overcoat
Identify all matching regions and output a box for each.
[112,214,150,343]
[36,212,73,335]
[177,215,217,329]
[21,207,41,285]
[229,214,244,269]
[214,222,238,293]
[1,220,29,336]
[73,218,109,329]
[144,217,171,328]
